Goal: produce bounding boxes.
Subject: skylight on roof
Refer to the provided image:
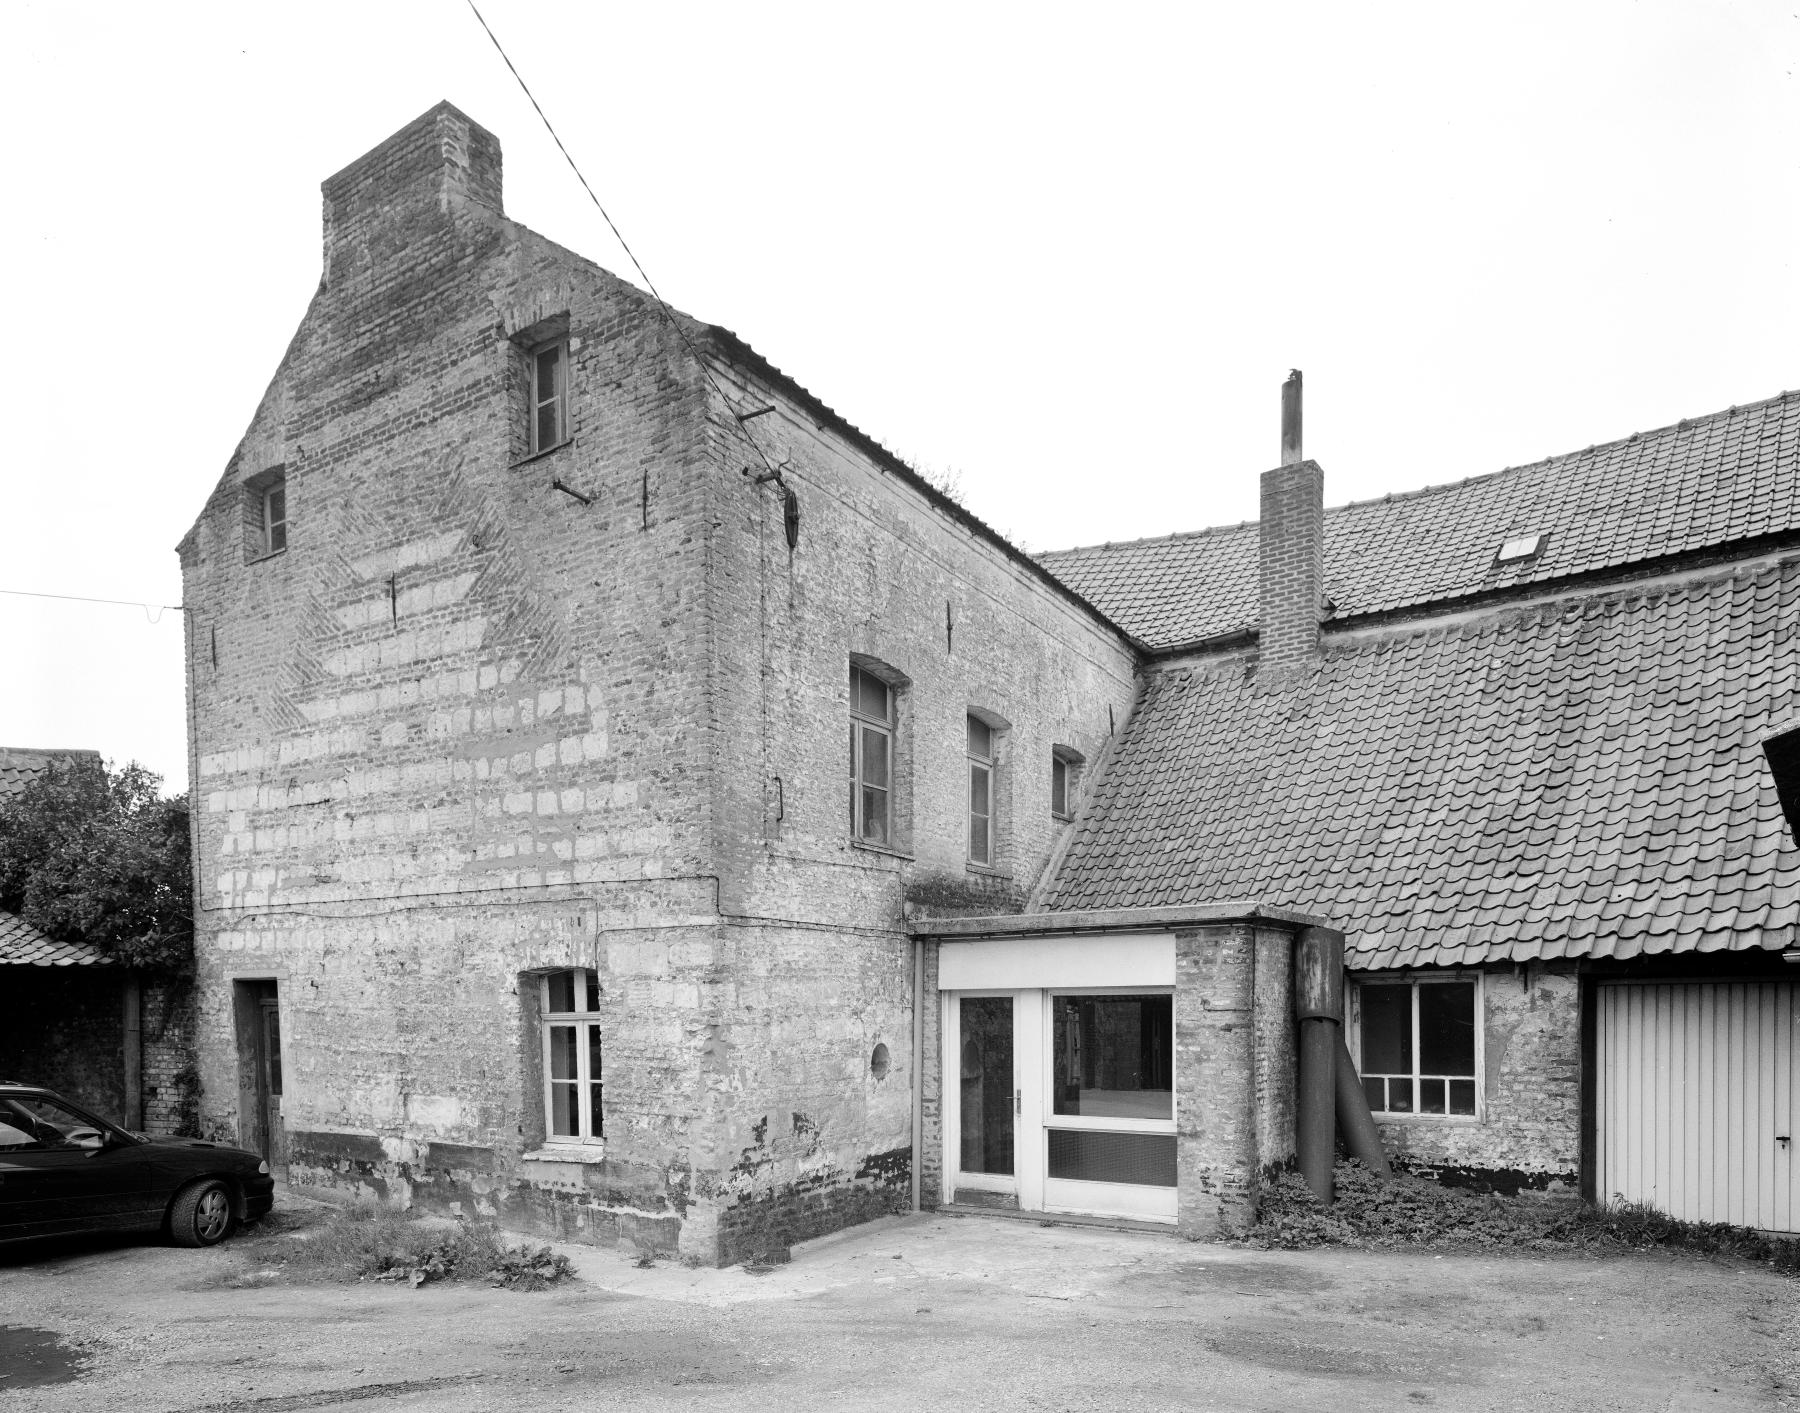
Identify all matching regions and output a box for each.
[1495,533,1544,563]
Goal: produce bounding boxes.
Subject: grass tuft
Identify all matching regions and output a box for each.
[236,1202,576,1290]
[1253,1159,1800,1276]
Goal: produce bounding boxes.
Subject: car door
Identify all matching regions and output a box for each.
[0,1096,163,1239]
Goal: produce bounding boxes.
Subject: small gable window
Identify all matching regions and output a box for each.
[262,481,287,555]
[531,339,568,454]
[241,467,287,562]
[1051,745,1084,820]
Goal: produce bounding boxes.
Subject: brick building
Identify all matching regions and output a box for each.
[184,103,1798,1256]
[1043,394,1800,1229]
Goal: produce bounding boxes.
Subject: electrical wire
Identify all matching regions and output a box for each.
[462,0,780,478]
[0,586,182,623]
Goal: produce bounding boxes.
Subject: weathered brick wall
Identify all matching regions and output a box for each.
[179,102,1138,1262]
[1360,962,1581,1192]
[1,971,123,1119]
[1175,923,1275,1238]
[142,978,199,1136]
[681,355,1139,1255]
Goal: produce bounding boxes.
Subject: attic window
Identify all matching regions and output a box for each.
[1495,533,1544,564]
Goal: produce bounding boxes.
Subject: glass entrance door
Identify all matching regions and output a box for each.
[954,995,1016,1201]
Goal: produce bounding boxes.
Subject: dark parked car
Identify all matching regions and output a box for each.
[0,1083,273,1248]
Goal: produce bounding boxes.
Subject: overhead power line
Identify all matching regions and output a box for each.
[462,0,779,479]
[0,587,182,623]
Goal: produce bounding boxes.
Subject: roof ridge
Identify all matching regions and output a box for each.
[1038,519,1258,559]
[1044,388,1800,559]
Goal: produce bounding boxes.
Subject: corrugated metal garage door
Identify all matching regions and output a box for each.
[1597,983,1797,1233]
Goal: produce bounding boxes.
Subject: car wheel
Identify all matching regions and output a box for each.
[169,1179,236,1248]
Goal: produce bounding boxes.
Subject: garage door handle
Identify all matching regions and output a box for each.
[1779,1136,1791,1148]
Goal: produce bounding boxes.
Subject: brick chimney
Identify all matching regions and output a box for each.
[321,102,503,289]
[1258,370,1324,683]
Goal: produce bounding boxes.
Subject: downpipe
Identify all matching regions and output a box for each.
[1295,925,1391,1202]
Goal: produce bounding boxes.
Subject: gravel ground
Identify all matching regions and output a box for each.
[1,1203,1795,1411]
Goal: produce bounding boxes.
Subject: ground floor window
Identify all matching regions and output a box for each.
[1355,976,1478,1117]
[540,970,602,1143]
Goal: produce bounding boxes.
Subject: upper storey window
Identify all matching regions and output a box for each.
[262,480,287,555]
[850,665,893,846]
[531,339,568,454]
[968,715,995,865]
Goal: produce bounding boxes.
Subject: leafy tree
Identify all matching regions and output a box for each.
[0,758,192,973]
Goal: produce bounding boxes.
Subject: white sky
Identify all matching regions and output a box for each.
[2,1,1795,794]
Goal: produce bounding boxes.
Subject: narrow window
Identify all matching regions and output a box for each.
[1357,978,1478,1117]
[541,969,602,1143]
[849,666,893,845]
[1051,745,1084,820]
[968,715,994,864]
[530,340,568,454]
[263,481,287,555]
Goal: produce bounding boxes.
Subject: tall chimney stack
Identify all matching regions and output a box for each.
[1259,371,1324,685]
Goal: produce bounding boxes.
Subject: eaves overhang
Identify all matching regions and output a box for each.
[908,902,1334,940]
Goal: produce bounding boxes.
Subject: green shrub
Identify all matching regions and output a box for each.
[1254,1160,1800,1276]
[244,1203,575,1290]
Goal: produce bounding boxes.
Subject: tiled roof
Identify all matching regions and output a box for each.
[0,911,110,966]
[1040,391,1800,649]
[0,748,103,803]
[1042,556,1800,967]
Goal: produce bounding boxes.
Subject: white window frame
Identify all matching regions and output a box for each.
[262,481,287,555]
[539,969,602,1145]
[529,338,569,455]
[968,715,995,865]
[1349,972,1484,1123]
[850,665,893,845]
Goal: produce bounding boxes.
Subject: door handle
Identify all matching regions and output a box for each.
[1014,1090,1021,1117]
[1779,1136,1792,1149]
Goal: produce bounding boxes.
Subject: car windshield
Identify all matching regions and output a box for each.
[0,1095,109,1151]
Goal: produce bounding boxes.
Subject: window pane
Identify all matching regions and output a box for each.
[1047,1130,1176,1187]
[1385,1077,1413,1113]
[1359,985,1412,1075]
[547,972,575,1014]
[969,810,989,864]
[860,785,888,844]
[1419,1077,1446,1114]
[959,998,1013,1176]
[1052,994,1173,1119]
[966,716,992,758]
[1449,1079,1476,1116]
[535,345,561,396]
[1419,983,1476,1077]
[1051,758,1067,815]
[969,762,989,816]
[584,972,601,1013]
[852,667,889,721]
[587,1026,603,1136]
[550,1081,577,1138]
[266,486,285,524]
[860,726,888,788]
[549,1024,576,1080]
[268,521,287,553]
[536,400,560,451]
[1363,1075,1386,1111]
